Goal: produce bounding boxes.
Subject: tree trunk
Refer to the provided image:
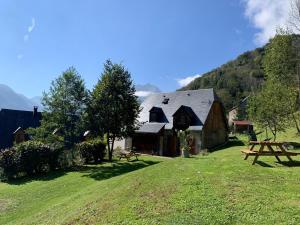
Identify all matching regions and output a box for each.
[108,150,113,162]
[267,122,276,141]
[107,133,112,162]
[273,126,277,141]
[108,136,115,162]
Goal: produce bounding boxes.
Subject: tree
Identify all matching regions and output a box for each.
[263,30,300,133]
[87,60,140,161]
[248,81,297,140]
[35,67,88,147]
[235,105,247,121]
[263,30,296,84]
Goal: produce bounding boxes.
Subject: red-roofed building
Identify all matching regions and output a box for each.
[232,120,253,133]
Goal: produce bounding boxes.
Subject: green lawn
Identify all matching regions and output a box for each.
[1,137,300,224]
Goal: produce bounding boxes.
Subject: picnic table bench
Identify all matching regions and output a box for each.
[119,149,141,161]
[242,141,299,165]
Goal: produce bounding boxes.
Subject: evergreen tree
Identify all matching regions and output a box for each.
[87,60,140,161]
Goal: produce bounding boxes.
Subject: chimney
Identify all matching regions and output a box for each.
[33,106,38,118]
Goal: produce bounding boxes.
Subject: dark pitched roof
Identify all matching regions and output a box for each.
[138,89,217,130]
[0,108,42,149]
[136,122,166,134]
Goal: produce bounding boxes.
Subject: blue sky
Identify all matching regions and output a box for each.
[0,0,290,97]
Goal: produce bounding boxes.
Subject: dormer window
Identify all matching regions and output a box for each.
[150,112,159,122]
[172,105,197,130]
[149,107,165,123]
[179,114,186,124]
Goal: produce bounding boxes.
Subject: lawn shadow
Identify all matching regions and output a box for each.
[255,160,300,167]
[79,159,160,181]
[4,170,67,185]
[211,139,245,152]
[287,142,300,149]
[4,159,161,185]
[256,161,274,168]
[276,160,300,167]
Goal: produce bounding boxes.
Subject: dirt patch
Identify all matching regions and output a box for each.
[0,199,14,213]
[287,199,300,207]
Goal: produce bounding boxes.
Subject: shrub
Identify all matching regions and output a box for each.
[0,141,64,180]
[77,138,106,163]
[0,148,19,179]
[57,147,83,169]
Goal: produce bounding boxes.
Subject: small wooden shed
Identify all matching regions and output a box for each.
[232,120,253,134]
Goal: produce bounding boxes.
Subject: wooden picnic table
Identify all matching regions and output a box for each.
[241,141,298,165]
[119,150,141,161]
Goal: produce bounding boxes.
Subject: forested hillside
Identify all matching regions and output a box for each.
[180,47,266,110]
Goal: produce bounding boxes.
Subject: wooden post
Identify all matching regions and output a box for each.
[278,144,293,162]
[252,144,264,165]
[267,145,281,163]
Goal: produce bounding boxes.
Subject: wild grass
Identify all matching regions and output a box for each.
[1,133,300,224]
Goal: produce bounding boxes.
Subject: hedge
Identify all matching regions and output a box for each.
[76,139,106,163]
[0,141,64,180]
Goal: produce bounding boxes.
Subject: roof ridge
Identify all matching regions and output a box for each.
[148,88,214,96]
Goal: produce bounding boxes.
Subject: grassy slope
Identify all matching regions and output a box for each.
[1,137,300,224]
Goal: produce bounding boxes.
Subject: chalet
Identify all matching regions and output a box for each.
[0,107,41,149]
[118,89,229,156]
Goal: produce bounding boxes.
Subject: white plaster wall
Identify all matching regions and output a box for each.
[228,109,237,127]
[113,138,126,150]
[190,131,202,154]
[113,138,132,150]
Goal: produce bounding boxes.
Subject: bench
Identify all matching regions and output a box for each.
[241,149,298,156]
[119,150,141,161]
[241,142,299,165]
[241,149,258,156]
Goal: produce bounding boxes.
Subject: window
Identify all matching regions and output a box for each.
[150,112,158,122]
[149,107,164,122]
[179,114,186,125]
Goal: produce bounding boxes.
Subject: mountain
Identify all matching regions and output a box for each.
[30,96,43,108]
[179,47,266,110]
[0,84,43,111]
[0,83,159,111]
[135,83,161,102]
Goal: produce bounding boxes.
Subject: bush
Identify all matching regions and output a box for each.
[76,139,106,163]
[0,141,64,180]
[57,147,83,169]
[0,148,19,179]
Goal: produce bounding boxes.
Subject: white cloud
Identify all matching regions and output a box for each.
[243,0,291,45]
[23,17,36,42]
[176,74,201,87]
[17,54,23,60]
[135,91,154,97]
[28,18,35,33]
